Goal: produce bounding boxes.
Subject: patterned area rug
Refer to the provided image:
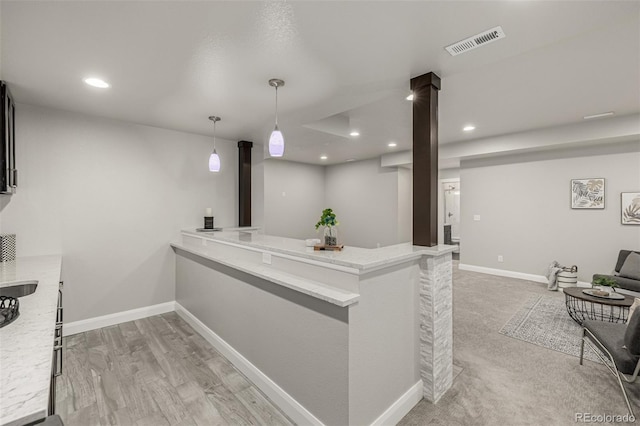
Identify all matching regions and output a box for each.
[499,295,603,363]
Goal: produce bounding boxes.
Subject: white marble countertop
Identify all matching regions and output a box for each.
[0,255,62,426]
[182,229,455,273]
[172,242,360,307]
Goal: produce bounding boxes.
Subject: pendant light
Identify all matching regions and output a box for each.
[268,78,285,157]
[208,116,221,172]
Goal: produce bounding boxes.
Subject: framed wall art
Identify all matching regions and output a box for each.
[571,178,605,209]
[621,192,640,225]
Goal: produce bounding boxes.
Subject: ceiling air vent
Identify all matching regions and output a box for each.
[445,26,506,56]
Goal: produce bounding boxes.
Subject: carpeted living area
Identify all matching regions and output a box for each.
[399,261,639,426]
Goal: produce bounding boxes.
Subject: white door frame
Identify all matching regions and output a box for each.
[438,178,460,245]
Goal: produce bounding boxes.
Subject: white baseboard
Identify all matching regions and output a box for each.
[458,263,592,288]
[175,302,324,426]
[65,301,426,425]
[370,380,423,426]
[458,263,547,283]
[63,301,176,337]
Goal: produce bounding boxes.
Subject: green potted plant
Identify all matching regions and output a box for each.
[315,208,339,246]
[592,276,619,293]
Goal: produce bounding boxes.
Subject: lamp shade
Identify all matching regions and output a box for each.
[209,150,221,172]
[269,127,285,157]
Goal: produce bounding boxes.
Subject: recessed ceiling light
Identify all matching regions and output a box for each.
[320,155,328,160]
[463,125,476,132]
[583,111,614,120]
[84,77,110,88]
[350,131,360,137]
[388,142,397,147]
[346,158,356,162]
[406,93,415,101]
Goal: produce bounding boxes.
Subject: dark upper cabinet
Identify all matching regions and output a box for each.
[1,81,16,195]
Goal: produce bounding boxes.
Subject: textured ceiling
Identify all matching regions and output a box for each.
[1,1,639,164]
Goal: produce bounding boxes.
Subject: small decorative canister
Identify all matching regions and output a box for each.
[0,234,16,262]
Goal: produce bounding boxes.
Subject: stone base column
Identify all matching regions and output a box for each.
[419,253,453,403]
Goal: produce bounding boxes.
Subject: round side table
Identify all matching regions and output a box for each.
[563,287,634,324]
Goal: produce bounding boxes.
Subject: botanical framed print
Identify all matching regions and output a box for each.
[621,192,640,225]
[571,178,605,209]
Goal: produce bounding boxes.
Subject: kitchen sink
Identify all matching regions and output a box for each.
[0,281,38,298]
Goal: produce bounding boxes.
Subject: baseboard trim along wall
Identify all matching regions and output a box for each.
[370,380,423,426]
[458,264,591,288]
[63,301,176,337]
[175,302,325,426]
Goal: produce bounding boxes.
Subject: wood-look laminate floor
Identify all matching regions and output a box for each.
[56,312,294,426]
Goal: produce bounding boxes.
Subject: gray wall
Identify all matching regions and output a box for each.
[0,104,239,322]
[175,250,349,425]
[439,168,460,181]
[460,149,640,282]
[262,159,326,240]
[261,158,412,248]
[251,146,265,230]
[397,167,412,244]
[349,262,421,425]
[325,159,405,248]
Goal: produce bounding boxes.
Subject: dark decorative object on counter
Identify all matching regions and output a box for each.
[0,295,19,328]
[204,216,214,229]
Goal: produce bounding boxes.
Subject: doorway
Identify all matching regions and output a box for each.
[442,180,460,253]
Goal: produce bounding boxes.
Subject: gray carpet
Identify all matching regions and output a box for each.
[499,295,601,363]
[399,262,639,426]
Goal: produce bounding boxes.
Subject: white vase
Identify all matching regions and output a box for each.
[593,285,614,294]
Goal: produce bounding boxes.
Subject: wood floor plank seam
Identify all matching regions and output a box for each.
[58,313,295,426]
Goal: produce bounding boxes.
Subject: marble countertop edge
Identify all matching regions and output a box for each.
[171,242,360,307]
[181,229,455,272]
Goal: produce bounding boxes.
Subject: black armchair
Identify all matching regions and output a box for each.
[580,312,640,417]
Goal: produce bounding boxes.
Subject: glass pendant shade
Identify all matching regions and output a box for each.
[269,125,285,157]
[209,150,221,172]
[208,116,221,172]
[268,79,285,158]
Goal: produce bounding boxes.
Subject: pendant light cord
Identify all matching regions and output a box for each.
[213,119,217,151]
[274,85,279,126]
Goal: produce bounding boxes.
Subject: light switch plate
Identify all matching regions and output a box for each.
[262,253,272,265]
[473,215,481,221]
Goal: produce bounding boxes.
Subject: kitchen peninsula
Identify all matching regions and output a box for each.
[171,229,455,425]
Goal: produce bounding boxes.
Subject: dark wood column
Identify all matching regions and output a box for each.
[411,72,441,247]
[238,141,253,227]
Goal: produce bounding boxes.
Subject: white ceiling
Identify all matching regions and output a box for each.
[1,1,639,165]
